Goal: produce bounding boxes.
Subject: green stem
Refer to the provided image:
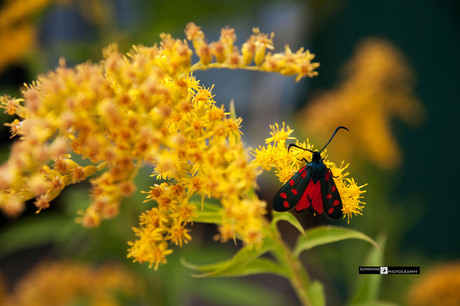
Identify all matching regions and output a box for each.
[267,222,312,306]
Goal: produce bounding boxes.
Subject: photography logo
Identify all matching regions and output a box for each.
[359,266,420,275]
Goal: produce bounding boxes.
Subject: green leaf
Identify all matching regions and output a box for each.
[271,211,306,237]
[350,235,387,305]
[294,226,380,257]
[192,211,222,224]
[193,278,291,306]
[183,256,287,278]
[182,237,286,277]
[307,280,326,306]
[191,201,222,224]
[229,99,237,120]
[199,201,222,212]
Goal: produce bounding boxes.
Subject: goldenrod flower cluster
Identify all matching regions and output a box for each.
[252,123,366,223]
[0,23,320,269]
[1,261,140,306]
[186,23,319,80]
[298,38,424,169]
[407,262,460,306]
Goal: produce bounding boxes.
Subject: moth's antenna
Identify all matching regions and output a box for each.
[319,126,349,153]
[287,144,314,154]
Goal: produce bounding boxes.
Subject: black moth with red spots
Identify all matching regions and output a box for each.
[273,126,349,220]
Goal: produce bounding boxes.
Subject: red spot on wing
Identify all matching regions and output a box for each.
[295,179,323,214]
[327,194,332,199]
[291,189,298,195]
[328,208,334,215]
[289,180,295,186]
[325,172,330,181]
[332,185,336,192]
[280,192,287,199]
[301,170,307,179]
[283,201,290,208]
[333,200,340,206]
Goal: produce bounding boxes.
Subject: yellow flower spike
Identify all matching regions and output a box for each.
[3,260,142,306]
[0,23,321,270]
[0,1,42,73]
[298,38,423,169]
[265,122,295,145]
[187,22,318,78]
[407,261,460,306]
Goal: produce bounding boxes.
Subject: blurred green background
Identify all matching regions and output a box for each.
[0,0,458,305]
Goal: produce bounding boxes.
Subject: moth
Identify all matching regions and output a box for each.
[272,126,349,220]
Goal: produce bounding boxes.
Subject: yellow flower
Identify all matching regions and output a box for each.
[187,23,319,81]
[298,38,424,169]
[2,260,141,306]
[265,122,295,145]
[252,123,366,223]
[407,262,460,306]
[0,0,59,30]
[0,0,74,72]
[0,23,35,72]
[0,23,319,270]
[167,222,192,247]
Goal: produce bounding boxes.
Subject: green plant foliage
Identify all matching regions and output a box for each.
[294,226,380,257]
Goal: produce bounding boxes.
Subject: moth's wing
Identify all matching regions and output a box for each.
[273,166,311,212]
[321,170,343,220]
[295,175,323,215]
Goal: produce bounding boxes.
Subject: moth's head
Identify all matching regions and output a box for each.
[311,151,322,162]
